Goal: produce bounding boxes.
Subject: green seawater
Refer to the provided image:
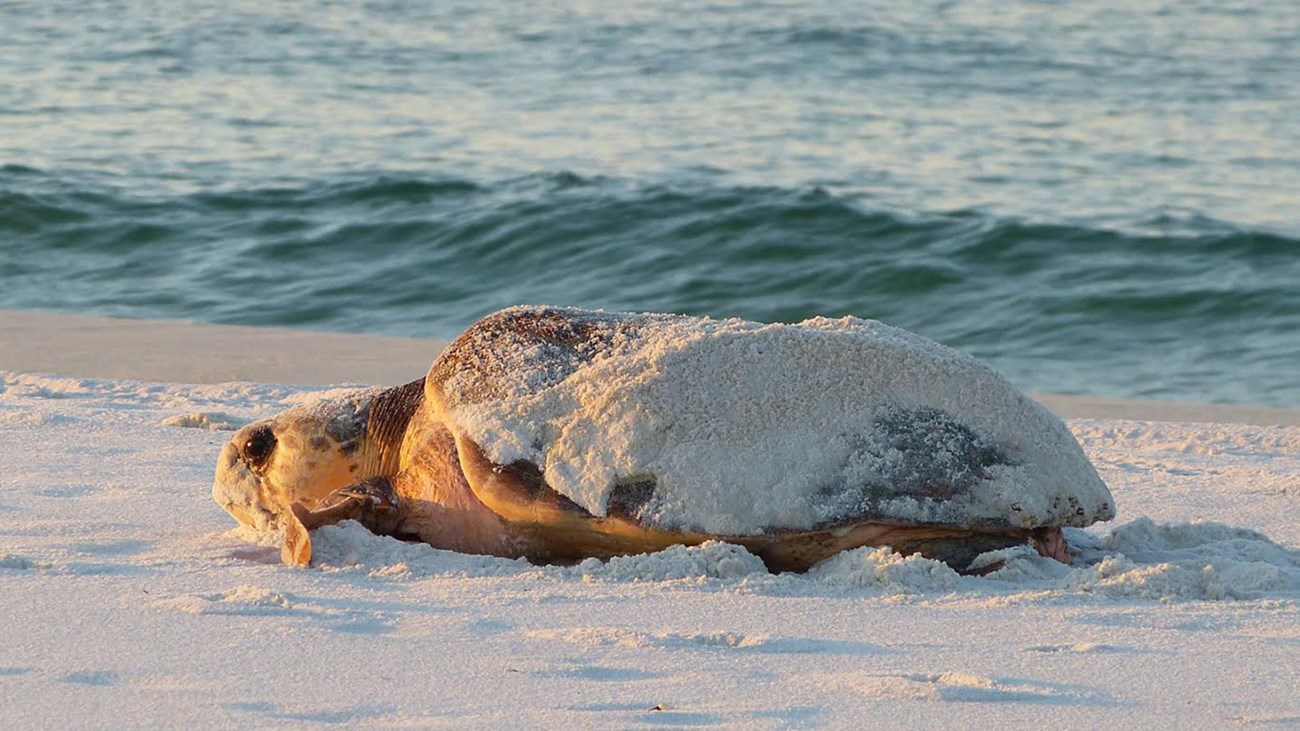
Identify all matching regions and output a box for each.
[1,1,1297,405]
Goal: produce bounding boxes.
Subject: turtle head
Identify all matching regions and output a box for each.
[213,388,385,531]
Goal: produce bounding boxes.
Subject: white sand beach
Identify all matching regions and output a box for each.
[1,310,1297,728]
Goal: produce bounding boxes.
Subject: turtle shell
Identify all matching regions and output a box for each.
[424,306,1114,565]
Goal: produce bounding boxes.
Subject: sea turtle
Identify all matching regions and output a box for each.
[213,306,1114,572]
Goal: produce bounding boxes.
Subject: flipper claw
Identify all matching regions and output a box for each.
[283,477,402,552]
[335,477,401,511]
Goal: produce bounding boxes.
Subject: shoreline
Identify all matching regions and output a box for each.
[3,308,1297,426]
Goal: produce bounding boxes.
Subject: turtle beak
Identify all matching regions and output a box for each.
[213,438,279,531]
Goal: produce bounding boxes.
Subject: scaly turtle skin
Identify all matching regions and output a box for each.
[213,307,1114,571]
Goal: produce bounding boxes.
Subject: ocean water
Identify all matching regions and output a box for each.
[1,1,1297,406]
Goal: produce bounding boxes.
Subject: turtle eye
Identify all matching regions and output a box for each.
[242,425,277,467]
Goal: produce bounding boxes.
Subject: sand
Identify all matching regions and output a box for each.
[1,309,1297,729]
[5,308,1297,427]
[0,309,440,387]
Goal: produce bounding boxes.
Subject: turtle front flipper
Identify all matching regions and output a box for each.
[282,505,313,566]
[279,477,403,566]
[451,433,727,562]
